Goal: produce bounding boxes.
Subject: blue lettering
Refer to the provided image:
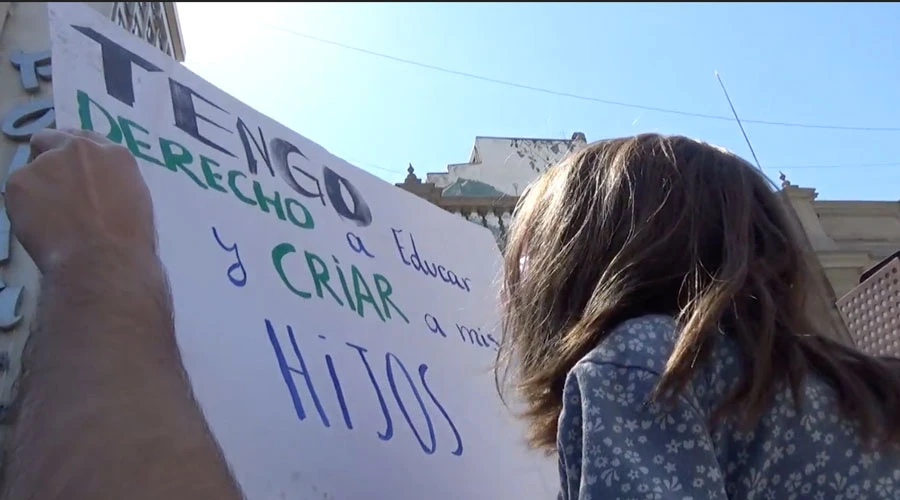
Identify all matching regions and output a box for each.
[346,341,394,441]
[211,226,247,287]
[457,324,490,349]
[322,335,353,430]
[264,319,329,426]
[346,231,375,258]
[391,228,412,266]
[424,313,448,338]
[391,227,472,293]
[419,363,463,456]
[265,320,462,457]
[386,352,436,455]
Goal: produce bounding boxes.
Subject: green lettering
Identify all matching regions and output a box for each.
[158,138,207,189]
[351,265,384,322]
[271,243,311,299]
[374,274,409,324]
[200,155,227,193]
[253,181,285,220]
[284,198,315,229]
[228,170,257,206]
[332,256,356,312]
[304,251,343,306]
[76,89,122,143]
[118,117,163,166]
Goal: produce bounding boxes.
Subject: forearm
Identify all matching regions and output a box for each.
[1,246,244,500]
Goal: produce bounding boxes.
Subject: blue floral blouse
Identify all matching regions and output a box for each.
[557,315,900,500]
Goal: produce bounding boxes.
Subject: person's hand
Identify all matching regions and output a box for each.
[5,128,157,274]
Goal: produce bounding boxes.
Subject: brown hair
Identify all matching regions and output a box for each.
[496,133,900,452]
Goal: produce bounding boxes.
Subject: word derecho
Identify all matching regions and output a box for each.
[73,27,371,234]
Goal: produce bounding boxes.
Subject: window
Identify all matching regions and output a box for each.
[157,23,170,51]
[111,3,177,60]
[117,10,129,29]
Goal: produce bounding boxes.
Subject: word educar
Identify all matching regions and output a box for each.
[266,319,463,457]
[391,228,472,293]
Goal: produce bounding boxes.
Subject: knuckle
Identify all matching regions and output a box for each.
[69,134,100,150]
[5,172,29,209]
[68,128,112,145]
[70,136,138,167]
[5,173,24,199]
[104,143,139,165]
[29,128,55,144]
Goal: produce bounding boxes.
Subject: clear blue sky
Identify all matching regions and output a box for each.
[177,2,899,201]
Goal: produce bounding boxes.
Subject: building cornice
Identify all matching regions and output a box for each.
[813,200,900,217]
[816,250,874,269]
[163,2,185,62]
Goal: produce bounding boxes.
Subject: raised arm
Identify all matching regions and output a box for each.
[0,129,244,500]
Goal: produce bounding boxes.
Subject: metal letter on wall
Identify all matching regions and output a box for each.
[8,49,51,94]
[0,48,53,332]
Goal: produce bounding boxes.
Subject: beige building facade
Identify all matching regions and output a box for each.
[0,1,185,455]
[399,133,900,344]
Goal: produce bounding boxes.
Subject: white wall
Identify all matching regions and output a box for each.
[426,134,586,196]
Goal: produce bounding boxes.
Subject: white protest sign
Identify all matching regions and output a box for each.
[48,3,557,499]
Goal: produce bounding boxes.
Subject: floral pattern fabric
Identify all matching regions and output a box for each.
[557,315,900,500]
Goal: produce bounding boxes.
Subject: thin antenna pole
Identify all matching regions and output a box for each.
[715,71,764,172]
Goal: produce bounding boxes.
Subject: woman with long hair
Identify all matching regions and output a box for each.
[497,134,900,499]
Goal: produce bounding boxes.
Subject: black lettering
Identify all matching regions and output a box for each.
[236,117,273,176]
[169,79,235,158]
[323,166,372,227]
[269,137,324,205]
[72,26,162,106]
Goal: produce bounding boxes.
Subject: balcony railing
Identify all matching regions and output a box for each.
[396,165,519,247]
